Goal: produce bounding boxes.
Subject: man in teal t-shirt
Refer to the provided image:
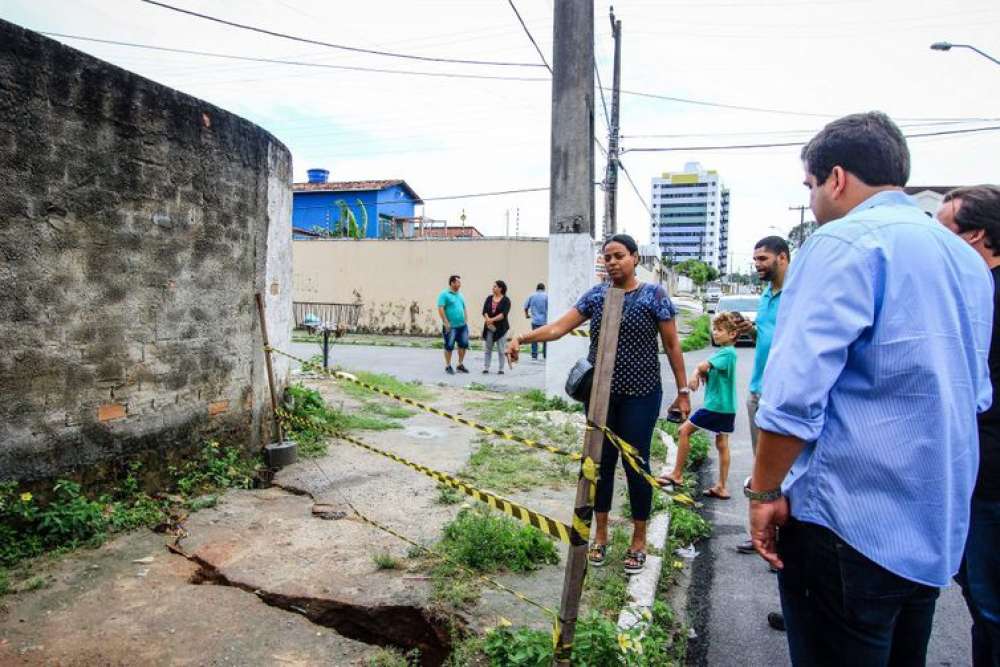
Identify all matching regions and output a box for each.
[436,275,470,375]
[737,236,789,558]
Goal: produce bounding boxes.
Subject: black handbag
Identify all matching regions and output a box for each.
[565,357,594,402]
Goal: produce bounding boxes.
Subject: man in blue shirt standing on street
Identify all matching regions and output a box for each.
[748,112,994,666]
[523,283,548,360]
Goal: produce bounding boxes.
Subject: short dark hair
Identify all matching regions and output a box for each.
[536,283,545,291]
[448,274,460,285]
[602,233,639,254]
[801,112,910,187]
[943,185,1000,257]
[494,280,508,295]
[754,235,790,259]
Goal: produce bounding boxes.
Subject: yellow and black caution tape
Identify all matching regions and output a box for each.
[301,457,561,627]
[276,408,580,545]
[569,328,590,337]
[270,347,582,461]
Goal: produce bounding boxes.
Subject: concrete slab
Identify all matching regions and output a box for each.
[0,529,378,667]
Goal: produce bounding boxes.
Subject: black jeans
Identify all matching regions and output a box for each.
[777,517,940,667]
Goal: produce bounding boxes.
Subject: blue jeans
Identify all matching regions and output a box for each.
[956,496,1000,667]
[584,391,661,521]
[442,324,469,352]
[777,517,940,667]
[530,323,546,359]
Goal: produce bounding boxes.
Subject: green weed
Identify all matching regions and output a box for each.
[669,505,712,546]
[439,507,559,573]
[367,403,417,419]
[170,441,256,497]
[0,569,9,596]
[435,485,462,505]
[338,371,435,402]
[461,439,573,494]
[366,647,421,667]
[373,551,401,570]
[681,314,711,352]
[282,383,401,457]
[582,526,631,615]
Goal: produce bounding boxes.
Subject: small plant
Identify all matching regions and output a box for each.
[282,383,401,457]
[583,526,631,614]
[338,371,434,403]
[670,505,712,546]
[681,314,711,352]
[170,442,255,497]
[373,551,401,570]
[483,625,552,666]
[0,568,9,596]
[461,439,573,494]
[366,647,421,666]
[439,507,559,573]
[436,485,462,505]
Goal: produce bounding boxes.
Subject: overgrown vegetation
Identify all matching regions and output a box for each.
[480,600,686,666]
[669,505,712,546]
[460,439,574,494]
[0,443,259,594]
[582,526,632,614]
[336,370,434,403]
[366,647,421,667]
[681,314,711,352]
[435,484,462,505]
[282,383,404,457]
[372,551,401,570]
[427,507,559,610]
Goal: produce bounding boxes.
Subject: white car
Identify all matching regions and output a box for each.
[712,295,760,346]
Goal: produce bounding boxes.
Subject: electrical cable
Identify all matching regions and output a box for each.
[44,32,550,82]
[138,0,548,68]
[421,186,550,201]
[505,0,551,73]
[623,124,1000,152]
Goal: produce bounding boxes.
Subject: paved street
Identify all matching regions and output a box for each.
[289,340,972,666]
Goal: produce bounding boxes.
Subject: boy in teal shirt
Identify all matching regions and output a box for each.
[661,312,742,498]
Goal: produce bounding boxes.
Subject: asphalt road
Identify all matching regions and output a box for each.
[288,340,972,666]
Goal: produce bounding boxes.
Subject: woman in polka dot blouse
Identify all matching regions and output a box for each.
[507,234,690,574]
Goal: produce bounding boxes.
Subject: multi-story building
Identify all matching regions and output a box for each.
[650,162,730,274]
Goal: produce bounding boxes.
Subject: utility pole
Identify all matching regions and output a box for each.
[602,7,622,239]
[789,204,808,227]
[515,207,520,238]
[505,209,510,239]
[546,0,594,399]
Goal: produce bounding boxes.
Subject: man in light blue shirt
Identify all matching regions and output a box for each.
[747,112,994,665]
[523,283,548,360]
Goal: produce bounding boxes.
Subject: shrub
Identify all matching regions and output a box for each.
[438,507,559,573]
[681,314,711,352]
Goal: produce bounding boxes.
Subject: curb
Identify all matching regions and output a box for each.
[617,429,676,631]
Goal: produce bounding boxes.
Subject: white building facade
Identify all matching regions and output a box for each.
[650,162,730,274]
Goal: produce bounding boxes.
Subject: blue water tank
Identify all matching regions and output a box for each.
[307,168,329,184]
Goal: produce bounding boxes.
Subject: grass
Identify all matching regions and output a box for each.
[681,314,711,352]
[282,383,405,457]
[460,438,574,493]
[337,370,435,403]
[435,484,462,505]
[427,507,560,610]
[670,504,712,546]
[366,647,421,667]
[373,551,401,570]
[582,525,632,615]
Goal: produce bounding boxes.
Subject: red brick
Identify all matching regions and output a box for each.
[208,400,230,416]
[98,403,126,422]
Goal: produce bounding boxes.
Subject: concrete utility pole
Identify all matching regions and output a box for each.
[789,204,808,228]
[602,7,622,238]
[545,0,594,401]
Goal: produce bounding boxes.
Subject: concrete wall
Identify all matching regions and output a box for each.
[293,239,549,336]
[0,21,292,484]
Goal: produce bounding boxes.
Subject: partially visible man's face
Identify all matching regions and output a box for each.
[451,278,461,291]
[936,198,963,236]
[803,168,837,225]
[753,248,780,282]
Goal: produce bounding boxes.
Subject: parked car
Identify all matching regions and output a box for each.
[712,295,760,346]
[704,286,722,313]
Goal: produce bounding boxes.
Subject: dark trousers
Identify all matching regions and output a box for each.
[530,323,546,359]
[777,517,940,667]
[584,391,661,521]
[956,496,1000,667]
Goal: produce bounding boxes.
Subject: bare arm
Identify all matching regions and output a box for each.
[506,308,586,364]
[437,306,450,329]
[659,319,691,418]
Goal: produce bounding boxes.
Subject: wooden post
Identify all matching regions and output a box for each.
[255,292,283,444]
[554,287,624,665]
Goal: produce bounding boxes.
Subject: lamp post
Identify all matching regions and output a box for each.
[930,41,1000,66]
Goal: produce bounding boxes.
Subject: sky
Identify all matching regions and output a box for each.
[4,0,999,273]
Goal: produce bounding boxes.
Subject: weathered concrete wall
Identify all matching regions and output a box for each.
[293,239,548,337]
[0,21,292,484]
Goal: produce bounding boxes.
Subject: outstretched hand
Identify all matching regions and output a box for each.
[505,337,521,366]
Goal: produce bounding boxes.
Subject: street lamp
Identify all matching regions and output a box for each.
[930,41,1000,66]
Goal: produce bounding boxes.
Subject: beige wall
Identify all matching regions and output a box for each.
[293,238,549,336]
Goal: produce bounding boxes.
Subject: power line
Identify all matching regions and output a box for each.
[139,0,548,68]
[505,0,551,73]
[594,61,612,130]
[422,186,550,202]
[43,33,552,82]
[624,124,1000,152]
[620,119,981,139]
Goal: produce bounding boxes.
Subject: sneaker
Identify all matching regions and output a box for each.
[498,370,504,375]
[445,366,455,375]
[482,369,489,374]
[456,364,469,374]
[736,538,755,554]
[767,612,786,632]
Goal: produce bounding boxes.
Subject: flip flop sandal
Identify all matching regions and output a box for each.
[703,488,732,500]
[588,543,608,567]
[624,549,647,575]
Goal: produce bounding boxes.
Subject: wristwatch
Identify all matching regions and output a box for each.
[677,387,691,395]
[743,476,782,502]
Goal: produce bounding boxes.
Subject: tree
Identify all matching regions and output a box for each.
[332,199,368,239]
[675,259,719,289]
[788,220,818,250]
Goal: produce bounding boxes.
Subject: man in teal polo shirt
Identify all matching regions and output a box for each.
[437,274,470,375]
[737,236,790,555]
